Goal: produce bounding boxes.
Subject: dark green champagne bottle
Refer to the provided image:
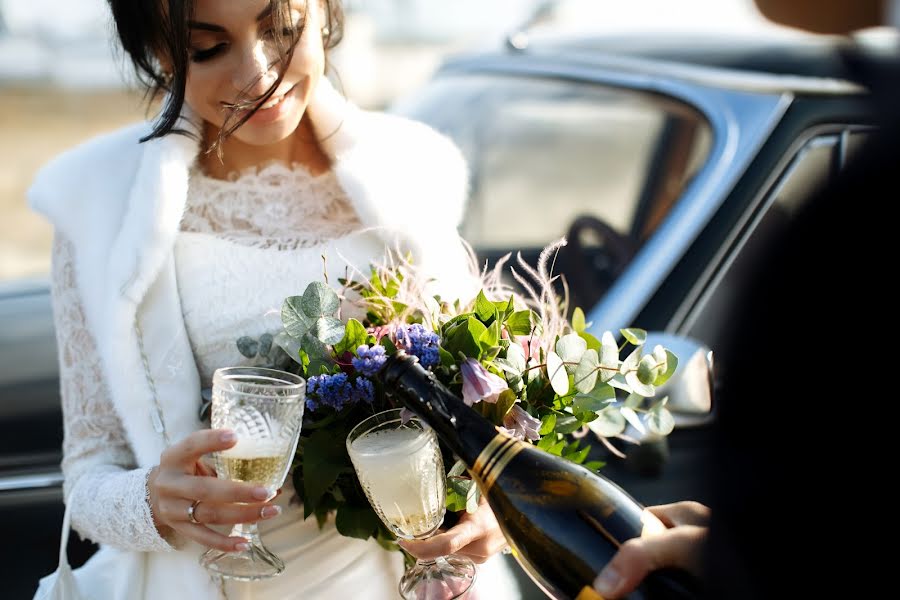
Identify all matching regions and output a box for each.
[381,352,701,600]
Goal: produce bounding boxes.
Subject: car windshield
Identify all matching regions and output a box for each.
[394,72,713,307]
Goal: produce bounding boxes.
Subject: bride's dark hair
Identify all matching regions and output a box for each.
[107,0,344,143]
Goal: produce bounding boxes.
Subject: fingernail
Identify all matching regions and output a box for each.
[235,542,250,552]
[261,505,282,519]
[593,566,622,597]
[220,431,237,443]
[252,487,270,500]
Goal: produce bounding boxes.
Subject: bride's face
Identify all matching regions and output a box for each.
[184,0,325,147]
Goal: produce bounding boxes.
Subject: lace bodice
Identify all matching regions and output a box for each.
[51,162,374,552]
[181,162,361,250]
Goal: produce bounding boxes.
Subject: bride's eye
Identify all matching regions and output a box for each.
[191,43,227,63]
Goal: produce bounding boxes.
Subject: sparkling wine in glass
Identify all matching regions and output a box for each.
[200,367,305,581]
[347,408,476,600]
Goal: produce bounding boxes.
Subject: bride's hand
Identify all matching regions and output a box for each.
[398,496,507,564]
[147,428,283,551]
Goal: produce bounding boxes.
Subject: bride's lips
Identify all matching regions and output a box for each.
[229,84,299,125]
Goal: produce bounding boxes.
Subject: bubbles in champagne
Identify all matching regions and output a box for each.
[349,427,445,539]
[216,438,291,493]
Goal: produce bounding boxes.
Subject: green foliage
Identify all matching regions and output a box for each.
[261,255,682,553]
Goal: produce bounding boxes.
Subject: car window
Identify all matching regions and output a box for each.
[395,74,713,251]
[679,131,845,355]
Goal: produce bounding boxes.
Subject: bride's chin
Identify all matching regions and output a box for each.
[232,116,305,147]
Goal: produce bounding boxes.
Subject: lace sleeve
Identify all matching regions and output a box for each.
[51,234,176,552]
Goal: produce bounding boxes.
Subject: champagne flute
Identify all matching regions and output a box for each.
[200,367,305,580]
[347,408,476,600]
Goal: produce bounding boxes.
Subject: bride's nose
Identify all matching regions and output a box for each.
[232,40,278,97]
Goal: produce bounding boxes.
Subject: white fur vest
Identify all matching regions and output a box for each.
[28,78,472,469]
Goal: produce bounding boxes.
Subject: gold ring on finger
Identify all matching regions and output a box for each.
[187,499,202,525]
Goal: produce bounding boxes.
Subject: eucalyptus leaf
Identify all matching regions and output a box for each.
[625,371,656,397]
[573,395,606,414]
[258,333,273,358]
[446,477,474,512]
[557,334,587,373]
[652,345,668,376]
[312,316,346,346]
[448,459,467,478]
[574,349,600,394]
[620,328,647,346]
[623,392,643,409]
[282,296,311,339]
[546,351,569,396]
[599,331,619,383]
[654,349,679,387]
[236,336,259,359]
[555,413,582,434]
[588,407,626,437]
[608,374,633,393]
[638,354,658,385]
[647,406,676,436]
[466,480,480,513]
[573,382,616,412]
[505,343,527,372]
[620,347,641,376]
[620,406,646,434]
[572,307,586,333]
[302,281,340,317]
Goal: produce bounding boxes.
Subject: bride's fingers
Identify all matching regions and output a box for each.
[174,499,282,526]
[161,429,237,472]
[176,522,252,553]
[157,473,271,504]
[455,529,509,563]
[400,521,481,560]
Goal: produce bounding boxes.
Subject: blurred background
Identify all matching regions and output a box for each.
[0,0,780,284]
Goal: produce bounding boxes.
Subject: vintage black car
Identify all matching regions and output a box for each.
[1,29,876,597]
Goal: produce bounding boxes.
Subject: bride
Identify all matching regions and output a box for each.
[30,0,518,598]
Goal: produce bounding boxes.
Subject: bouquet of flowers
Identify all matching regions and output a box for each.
[235,242,678,550]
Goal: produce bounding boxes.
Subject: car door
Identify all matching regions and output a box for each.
[0,280,97,596]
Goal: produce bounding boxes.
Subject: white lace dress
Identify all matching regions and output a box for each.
[50,162,518,599]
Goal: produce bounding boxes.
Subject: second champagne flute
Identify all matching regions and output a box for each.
[347,408,476,600]
[200,366,305,581]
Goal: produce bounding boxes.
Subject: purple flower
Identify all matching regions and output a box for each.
[503,404,541,442]
[460,359,508,406]
[352,344,387,377]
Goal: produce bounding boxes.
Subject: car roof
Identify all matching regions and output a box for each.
[443,30,876,96]
[532,32,851,79]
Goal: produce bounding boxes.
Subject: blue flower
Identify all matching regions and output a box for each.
[305,372,376,411]
[352,377,376,404]
[397,324,441,368]
[352,344,387,377]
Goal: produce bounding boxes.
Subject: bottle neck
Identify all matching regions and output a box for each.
[380,353,498,466]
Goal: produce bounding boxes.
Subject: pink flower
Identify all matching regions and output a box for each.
[519,337,541,362]
[503,405,542,441]
[460,359,508,406]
